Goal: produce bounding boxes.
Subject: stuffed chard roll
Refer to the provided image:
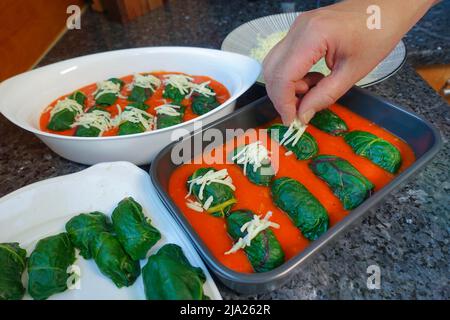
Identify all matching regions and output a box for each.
[112,197,161,261]
[271,177,329,240]
[142,244,210,300]
[344,131,402,173]
[268,122,318,160]
[186,168,236,217]
[47,96,85,131]
[28,233,76,300]
[162,74,192,103]
[310,109,348,136]
[128,73,161,103]
[118,103,155,135]
[309,155,374,210]
[231,141,275,186]
[94,78,124,106]
[74,108,113,137]
[155,103,185,129]
[225,211,284,273]
[0,243,27,300]
[65,211,112,259]
[65,212,141,288]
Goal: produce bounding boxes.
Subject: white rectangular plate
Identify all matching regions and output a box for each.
[0,162,222,300]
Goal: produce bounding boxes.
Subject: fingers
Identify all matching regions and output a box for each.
[297,64,355,123]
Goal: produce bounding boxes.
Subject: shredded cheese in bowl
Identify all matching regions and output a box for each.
[155,104,181,116]
[50,98,84,118]
[131,73,161,91]
[72,110,113,134]
[93,80,122,99]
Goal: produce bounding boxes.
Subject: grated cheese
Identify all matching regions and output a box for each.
[231,141,271,176]
[186,169,235,201]
[186,199,204,212]
[117,106,155,131]
[131,73,161,91]
[225,211,280,255]
[163,74,194,95]
[50,98,84,118]
[72,110,113,134]
[187,81,216,98]
[155,104,181,117]
[279,119,308,147]
[93,80,124,99]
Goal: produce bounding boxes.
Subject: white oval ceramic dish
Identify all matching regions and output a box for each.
[0,162,222,300]
[0,47,261,165]
[221,12,406,87]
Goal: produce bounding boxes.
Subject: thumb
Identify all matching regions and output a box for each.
[297,66,355,124]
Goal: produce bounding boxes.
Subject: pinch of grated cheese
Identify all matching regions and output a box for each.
[72,110,113,133]
[185,169,235,201]
[187,81,216,98]
[155,104,181,116]
[163,74,194,95]
[279,119,308,147]
[132,73,161,90]
[50,98,84,118]
[225,211,280,255]
[231,141,271,175]
[93,80,123,99]
[117,106,155,130]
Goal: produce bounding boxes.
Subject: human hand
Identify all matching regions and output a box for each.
[263,0,435,125]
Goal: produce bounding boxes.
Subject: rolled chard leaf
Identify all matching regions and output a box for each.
[75,125,101,137]
[95,78,124,106]
[28,233,76,300]
[68,91,87,107]
[268,123,318,160]
[156,105,185,129]
[163,84,185,103]
[344,131,402,173]
[310,109,348,136]
[232,144,275,186]
[309,155,374,210]
[65,211,112,259]
[142,244,209,300]
[271,178,329,240]
[90,232,141,288]
[187,168,236,218]
[0,243,27,300]
[118,102,151,136]
[112,197,161,261]
[129,86,152,103]
[191,94,220,116]
[226,210,284,273]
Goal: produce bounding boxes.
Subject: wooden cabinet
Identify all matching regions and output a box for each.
[0,0,84,81]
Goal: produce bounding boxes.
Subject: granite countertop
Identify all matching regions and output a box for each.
[0,0,448,299]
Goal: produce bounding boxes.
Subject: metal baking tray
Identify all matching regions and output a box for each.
[150,86,442,294]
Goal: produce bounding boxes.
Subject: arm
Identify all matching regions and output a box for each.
[263,0,437,124]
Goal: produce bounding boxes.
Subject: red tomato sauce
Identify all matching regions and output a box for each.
[40,72,231,136]
[168,103,416,273]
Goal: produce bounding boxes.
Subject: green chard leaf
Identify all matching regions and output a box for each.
[65,212,140,288]
[156,105,185,129]
[90,232,141,288]
[65,211,112,259]
[268,124,318,160]
[47,108,78,131]
[310,109,348,136]
[142,244,209,300]
[309,155,374,210]
[187,168,237,218]
[191,94,220,116]
[95,78,124,106]
[163,84,185,103]
[112,197,161,261]
[27,233,76,300]
[0,243,27,300]
[68,91,87,107]
[128,86,152,103]
[344,131,402,173]
[226,210,284,273]
[75,125,101,137]
[231,144,275,186]
[271,177,329,240]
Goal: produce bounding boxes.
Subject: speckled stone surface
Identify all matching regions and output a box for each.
[0,0,448,299]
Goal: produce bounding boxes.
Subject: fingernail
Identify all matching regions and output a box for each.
[300,110,315,124]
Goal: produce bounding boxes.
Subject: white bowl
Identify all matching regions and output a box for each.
[0,47,261,165]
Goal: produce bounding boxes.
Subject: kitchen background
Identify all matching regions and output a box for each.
[0,0,449,299]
